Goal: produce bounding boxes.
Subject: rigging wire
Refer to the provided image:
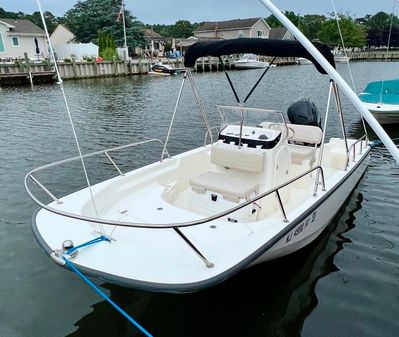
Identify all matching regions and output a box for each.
[330,0,368,141]
[36,0,105,234]
[385,0,398,62]
[330,0,357,91]
[379,0,398,103]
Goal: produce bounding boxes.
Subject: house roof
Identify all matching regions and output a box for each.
[50,24,74,36]
[144,29,166,41]
[176,36,224,48]
[50,24,75,43]
[0,18,45,35]
[269,27,288,40]
[194,17,265,32]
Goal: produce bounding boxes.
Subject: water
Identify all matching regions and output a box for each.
[1,62,399,337]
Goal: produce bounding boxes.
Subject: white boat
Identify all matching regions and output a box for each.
[333,52,350,63]
[359,79,399,124]
[296,57,312,65]
[233,53,270,69]
[26,0,399,293]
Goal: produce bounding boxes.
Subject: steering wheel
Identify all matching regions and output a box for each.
[267,123,295,140]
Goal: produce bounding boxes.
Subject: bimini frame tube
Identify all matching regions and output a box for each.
[258,0,399,165]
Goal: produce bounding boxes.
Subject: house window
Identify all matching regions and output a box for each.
[238,30,243,38]
[257,30,263,38]
[11,37,19,46]
[0,33,5,52]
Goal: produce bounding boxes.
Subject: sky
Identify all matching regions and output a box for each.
[1,0,398,24]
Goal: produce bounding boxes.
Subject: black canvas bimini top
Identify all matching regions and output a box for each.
[184,38,335,74]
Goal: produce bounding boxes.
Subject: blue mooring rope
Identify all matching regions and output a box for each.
[66,235,110,255]
[63,237,153,337]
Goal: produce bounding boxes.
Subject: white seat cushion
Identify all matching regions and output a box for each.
[190,171,258,201]
[260,122,322,144]
[210,143,264,173]
[289,144,315,164]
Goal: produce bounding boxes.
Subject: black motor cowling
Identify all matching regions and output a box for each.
[287,98,321,128]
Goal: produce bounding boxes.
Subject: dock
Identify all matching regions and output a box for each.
[1,50,398,86]
[348,50,399,62]
[0,71,56,86]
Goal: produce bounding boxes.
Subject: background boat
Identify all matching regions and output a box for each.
[233,53,270,69]
[149,62,181,76]
[296,57,312,65]
[359,79,399,124]
[334,54,350,63]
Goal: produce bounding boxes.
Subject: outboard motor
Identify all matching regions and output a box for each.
[287,98,321,128]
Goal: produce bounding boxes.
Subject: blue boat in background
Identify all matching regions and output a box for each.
[359,79,399,124]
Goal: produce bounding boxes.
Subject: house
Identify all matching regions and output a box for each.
[0,18,47,60]
[193,17,271,40]
[269,27,294,40]
[143,29,166,57]
[50,24,75,45]
[50,25,97,61]
[174,36,200,57]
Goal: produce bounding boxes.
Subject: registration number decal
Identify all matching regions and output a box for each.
[285,211,316,244]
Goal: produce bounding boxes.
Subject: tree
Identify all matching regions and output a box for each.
[169,20,195,38]
[0,7,18,18]
[146,21,200,38]
[27,11,59,34]
[364,12,399,47]
[98,32,117,60]
[266,11,300,28]
[0,8,60,34]
[64,0,146,50]
[299,15,326,41]
[364,11,394,31]
[318,15,366,48]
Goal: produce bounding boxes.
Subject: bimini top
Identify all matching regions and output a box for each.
[184,38,335,74]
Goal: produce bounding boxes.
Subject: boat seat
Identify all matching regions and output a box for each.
[289,144,316,164]
[260,122,322,165]
[286,124,321,165]
[189,143,262,202]
[260,122,322,144]
[190,171,259,202]
[210,142,264,173]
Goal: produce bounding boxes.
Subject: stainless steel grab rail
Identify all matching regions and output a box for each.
[204,126,219,146]
[345,135,367,170]
[26,161,326,229]
[26,138,169,206]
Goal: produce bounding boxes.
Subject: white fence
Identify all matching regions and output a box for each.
[53,43,98,60]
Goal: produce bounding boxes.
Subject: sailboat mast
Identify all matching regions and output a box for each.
[258,0,399,164]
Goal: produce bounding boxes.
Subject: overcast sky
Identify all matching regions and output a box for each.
[1,0,398,24]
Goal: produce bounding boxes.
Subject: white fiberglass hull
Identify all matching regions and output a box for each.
[334,56,350,63]
[296,57,312,65]
[362,102,399,124]
[234,60,269,69]
[32,140,370,293]
[252,155,368,264]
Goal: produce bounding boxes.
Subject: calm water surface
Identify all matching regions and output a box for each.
[1,62,399,337]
